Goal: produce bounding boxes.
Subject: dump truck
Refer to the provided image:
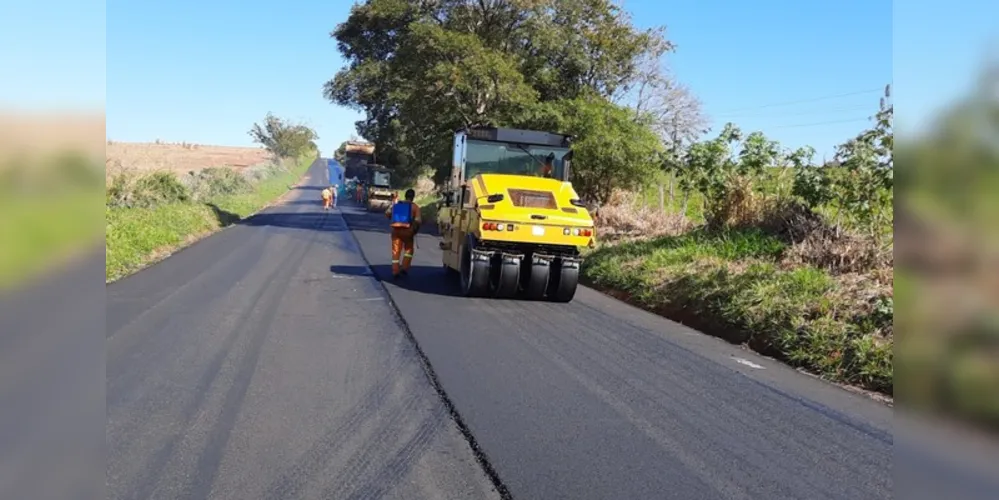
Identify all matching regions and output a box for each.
[436,126,595,302]
[342,141,375,181]
[365,164,394,212]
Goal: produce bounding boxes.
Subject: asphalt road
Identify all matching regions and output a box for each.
[341,186,999,500]
[96,158,999,500]
[341,202,896,500]
[106,159,500,500]
[0,248,104,500]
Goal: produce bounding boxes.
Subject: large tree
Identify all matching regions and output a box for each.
[248,113,318,159]
[325,0,667,198]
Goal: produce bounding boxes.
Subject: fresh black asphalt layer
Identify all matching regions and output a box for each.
[2,157,978,499]
[341,198,895,500]
[105,159,500,500]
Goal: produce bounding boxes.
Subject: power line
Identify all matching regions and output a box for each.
[773,117,872,129]
[714,104,871,119]
[715,88,883,114]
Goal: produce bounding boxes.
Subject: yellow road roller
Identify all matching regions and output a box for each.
[365,164,394,212]
[437,126,595,302]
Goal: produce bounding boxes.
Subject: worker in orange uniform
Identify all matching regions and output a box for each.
[321,186,334,210]
[385,188,421,279]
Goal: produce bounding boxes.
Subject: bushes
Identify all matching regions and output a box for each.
[182,167,254,200]
[1,152,104,290]
[106,170,191,208]
[584,92,895,394]
[105,151,316,281]
[582,227,893,393]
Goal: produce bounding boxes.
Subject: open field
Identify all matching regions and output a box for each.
[105,141,273,178]
[0,112,105,291]
[0,111,105,160]
[105,150,317,282]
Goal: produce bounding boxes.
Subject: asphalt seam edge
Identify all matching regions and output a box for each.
[339,209,514,500]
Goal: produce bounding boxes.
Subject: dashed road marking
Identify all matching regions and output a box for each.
[732,357,765,369]
[330,271,374,279]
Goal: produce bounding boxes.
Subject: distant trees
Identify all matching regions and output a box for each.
[325,0,673,201]
[324,0,891,231]
[659,86,893,236]
[248,113,319,159]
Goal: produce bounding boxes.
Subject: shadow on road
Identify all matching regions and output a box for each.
[341,208,441,237]
[207,203,240,228]
[330,263,464,297]
[278,199,337,207]
[240,212,349,232]
[341,211,391,235]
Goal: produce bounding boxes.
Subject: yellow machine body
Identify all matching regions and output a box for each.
[437,126,594,302]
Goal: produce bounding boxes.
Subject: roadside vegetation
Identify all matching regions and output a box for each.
[326,2,895,399]
[105,114,319,282]
[585,95,894,394]
[0,151,104,290]
[893,72,999,431]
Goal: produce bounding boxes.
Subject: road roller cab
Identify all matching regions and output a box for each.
[365,165,394,212]
[437,126,595,302]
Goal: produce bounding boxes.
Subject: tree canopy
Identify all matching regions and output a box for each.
[326,0,672,196]
[248,113,319,159]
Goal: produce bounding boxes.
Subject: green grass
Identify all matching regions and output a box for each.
[105,155,315,282]
[637,171,706,221]
[0,153,104,292]
[582,228,893,394]
[0,191,104,291]
[415,194,439,227]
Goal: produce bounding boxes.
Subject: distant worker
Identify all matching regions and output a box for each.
[356,181,365,203]
[385,188,421,279]
[330,184,338,208]
[321,186,334,210]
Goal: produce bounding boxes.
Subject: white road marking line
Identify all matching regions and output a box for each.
[732,357,765,369]
[330,272,373,279]
[354,297,384,301]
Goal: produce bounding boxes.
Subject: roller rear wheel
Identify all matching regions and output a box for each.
[547,258,580,303]
[522,255,551,300]
[490,254,521,298]
[460,237,490,297]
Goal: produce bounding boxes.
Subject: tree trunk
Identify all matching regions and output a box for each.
[658,184,665,213]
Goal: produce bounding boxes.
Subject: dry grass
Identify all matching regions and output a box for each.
[593,189,693,243]
[413,175,437,198]
[105,141,273,183]
[584,189,895,393]
[758,200,892,275]
[704,175,770,230]
[0,111,105,162]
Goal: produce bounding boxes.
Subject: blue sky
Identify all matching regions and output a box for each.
[623,0,891,160]
[0,1,106,111]
[98,1,992,158]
